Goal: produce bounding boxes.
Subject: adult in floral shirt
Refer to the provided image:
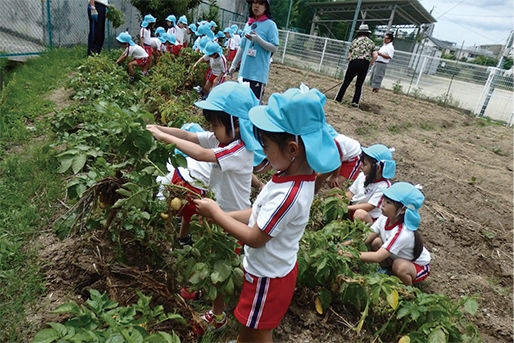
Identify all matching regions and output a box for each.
[335,24,377,107]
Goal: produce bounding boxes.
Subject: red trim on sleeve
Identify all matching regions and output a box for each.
[334,139,343,160]
[214,141,245,160]
[262,181,301,235]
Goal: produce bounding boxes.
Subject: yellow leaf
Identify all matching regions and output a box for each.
[398,335,410,343]
[386,289,399,310]
[314,296,323,315]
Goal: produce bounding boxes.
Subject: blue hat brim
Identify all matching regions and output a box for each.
[141,21,149,28]
[302,128,341,173]
[248,105,284,133]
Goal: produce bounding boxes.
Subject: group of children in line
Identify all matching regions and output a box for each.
[115,13,242,86]
[145,77,431,341]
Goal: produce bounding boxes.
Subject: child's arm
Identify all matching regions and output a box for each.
[315,167,341,194]
[340,231,378,248]
[212,72,225,85]
[192,56,205,70]
[146,125,200,143]
[251,174,264,191]
[116,52,127,64]
[226,208,252,224]
[195,198,271,248]
[347,202,375,212]
[345,189,354,199]
[147,125,217,162]
[359,247,391,263]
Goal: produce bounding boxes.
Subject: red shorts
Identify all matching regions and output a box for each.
[234,263,298,330]
[413,263,430,283]
[207,71,225,84]
[143,44,153,57]
[204,67,211,80]
[226,49,237,61]
[339,157,361,181]
[172,44,182,55]
[171,170,204,222]
[135,57,148,66]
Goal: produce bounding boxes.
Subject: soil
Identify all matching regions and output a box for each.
[28,64,513,342]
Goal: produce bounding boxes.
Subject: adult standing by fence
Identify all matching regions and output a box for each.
[335,24,377,107]
[87,0,109,55]
[370,33,394,93]
[228,0,279,101]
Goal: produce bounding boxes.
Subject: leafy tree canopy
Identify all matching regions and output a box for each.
[130,0,201,27]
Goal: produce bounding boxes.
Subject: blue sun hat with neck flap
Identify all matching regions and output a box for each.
[178,15,188,25]
[231,24,239,34]
[155,27,166,36]
[194,81,261,152]
[202,41,222,56]
[116,32,135,46]
[165,15,176,24]
[361,144,396,179]
[380,182,424,231]
[248,84,341,173]
[144,14,156,23]
[162,33,179,45]
[188,24,197,34]
[223,27,234,38]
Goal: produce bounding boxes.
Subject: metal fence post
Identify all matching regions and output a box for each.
[281,31,290,64]
[46,0,53,48]
[318,37,328,72]
[415,56,427,88]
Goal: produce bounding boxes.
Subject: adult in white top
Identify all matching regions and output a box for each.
[87,0,109,55]
[370,33,395,92]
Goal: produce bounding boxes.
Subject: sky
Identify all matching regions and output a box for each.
[418,0,513,48]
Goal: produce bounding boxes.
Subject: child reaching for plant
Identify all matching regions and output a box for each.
[194,85,340,343]
[147,82,263,333]
[193,41,227,98]
[342,182,431,286]
[315,124,362,193]
[346,144,395,224]
[115,32,149,83]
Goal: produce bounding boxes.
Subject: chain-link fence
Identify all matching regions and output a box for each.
[275,30,513,124]
[2,1,512,124]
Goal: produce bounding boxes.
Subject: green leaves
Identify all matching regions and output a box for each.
[33,290,184,343]
[210,260,232,284]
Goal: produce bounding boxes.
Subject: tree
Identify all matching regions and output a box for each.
[471,55,498,67]
[502,57,513,70]
[129,0,201,27]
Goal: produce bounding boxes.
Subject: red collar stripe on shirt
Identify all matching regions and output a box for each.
[386,222,403,251]
[262,181,302,235]
[215,141,245,160]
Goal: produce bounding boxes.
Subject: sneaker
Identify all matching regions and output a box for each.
[128,75,135,83]
[193,85,202,93]
[180,286,202,301]
[142,70,149,76]
[178,235,194,247]
[351,102,360,108]
[192,310,227,335]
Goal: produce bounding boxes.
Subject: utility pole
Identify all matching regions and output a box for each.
[347,0,363,42]
[286,0,293,31]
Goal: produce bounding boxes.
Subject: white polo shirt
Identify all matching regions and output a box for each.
[175,26,186,45]
[233,34,241,48]
[197,131,253,212]
[167,26,176,36]
[124,45,149,59]
[334,134,361,162]
[140,27,152,46]
[377,42,394,64]
[227,37,237,50]
[177,157,211,191]
[202,54,227,76]
[372,215,431,265]
[244,173,316,278]
[349,172,391,219]
[150,37,162,51]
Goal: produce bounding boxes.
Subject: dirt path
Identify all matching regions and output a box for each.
[266,63,513,342]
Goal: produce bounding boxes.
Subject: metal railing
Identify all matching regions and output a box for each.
[275,30,513,124]
[1,1,512,124]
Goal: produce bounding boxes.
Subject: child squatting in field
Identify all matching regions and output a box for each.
[194,85,341,343]
[342,182,431,286]
[115,32,149,82]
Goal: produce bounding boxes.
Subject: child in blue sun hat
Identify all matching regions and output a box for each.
[147,81,263,334]
[166,14,177,36]
[194,84,340,342]
[115,32,149,82]
[342,182,431,285]
[193,41,227,97]
[346,143,395,224]
[140,14,156,73]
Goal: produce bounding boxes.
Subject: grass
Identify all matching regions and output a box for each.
[0,47,86,341]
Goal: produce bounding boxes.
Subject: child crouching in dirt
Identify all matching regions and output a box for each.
[147,81,262,334]
[115,32,149,83]
[346,144,395,223]
[194,85,341,343]
[342,182,431,286]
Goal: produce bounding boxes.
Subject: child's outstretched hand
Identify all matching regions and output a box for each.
[194,198,222,219]
[146,124,164,140]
